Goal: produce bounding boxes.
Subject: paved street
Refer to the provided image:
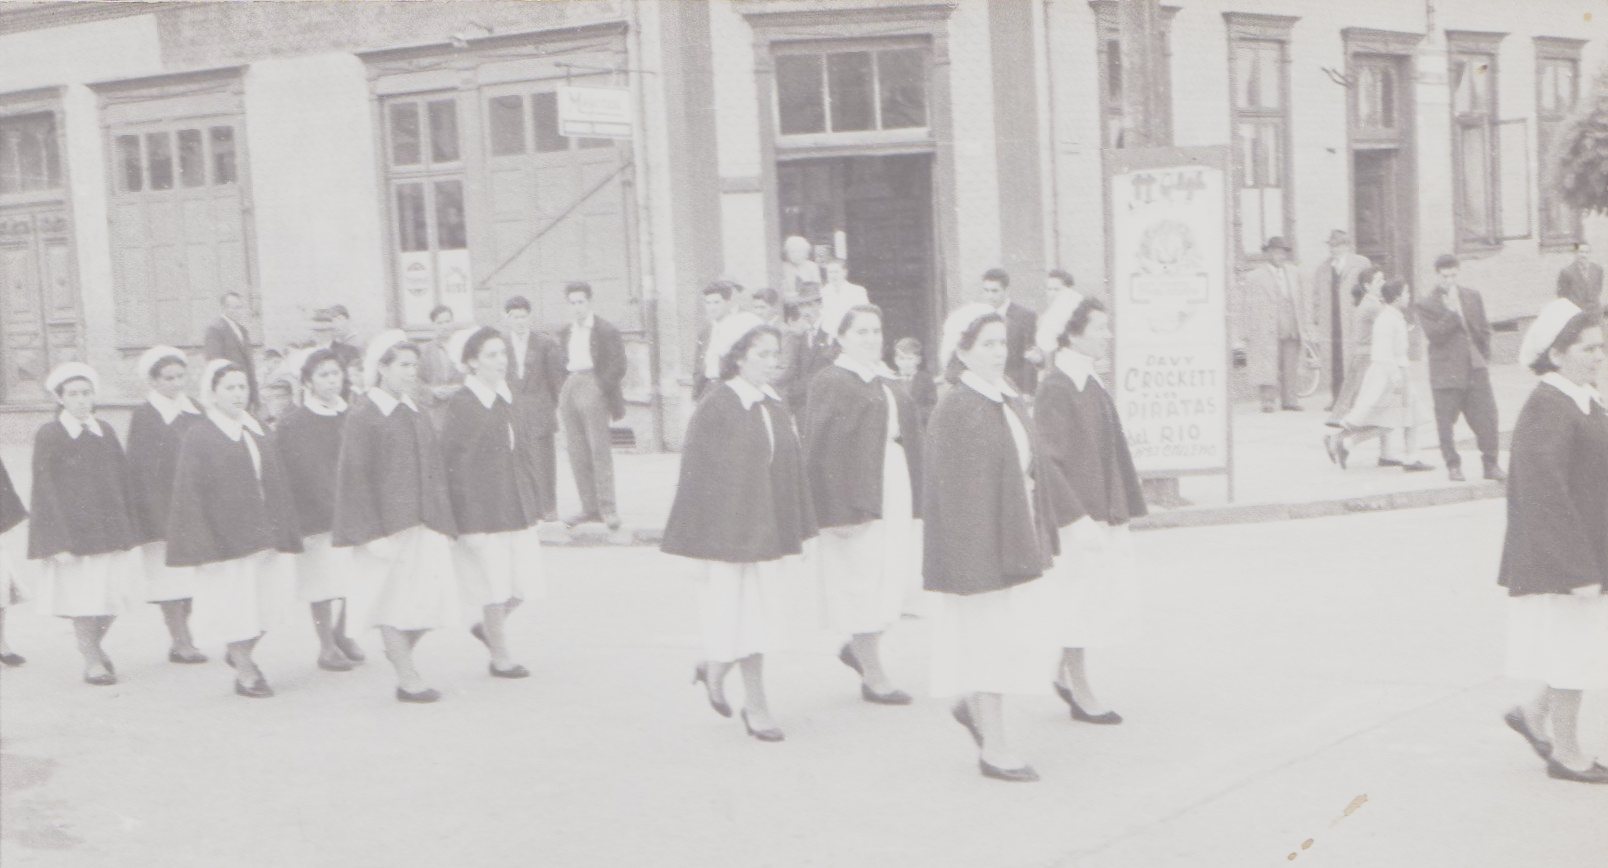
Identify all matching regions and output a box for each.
[2,500,1605,868]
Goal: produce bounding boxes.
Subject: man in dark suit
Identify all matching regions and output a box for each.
[781,285,830,416]
[979,267,1038,393]
[504,294,565,522]
[1556,241,1604,322]
[202,291,259,411]
[557,282,628,531]
[1415,254,1504,483]
[325,304,364,366]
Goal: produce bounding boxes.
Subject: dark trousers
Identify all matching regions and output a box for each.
[1431,367,1500,470]
[559,371,616,518]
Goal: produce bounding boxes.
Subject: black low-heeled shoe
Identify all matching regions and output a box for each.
[838,644,863,675]
[951,701,982,747]
[396,686,441,704]
[692,664,732,718]
[489,663,531,679]
[335,639,366,663]
[1545,759,1608,784]
[168,648,208,665]
[1052,681,1123,725]
[234,678,274,698]
[84,669,117,687]
[741,709,785,742]
[861,684,913,705]
[1503,707,1553,760]
[979,759,1040,783]
[0,652,26,667]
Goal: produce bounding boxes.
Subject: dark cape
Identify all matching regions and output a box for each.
[440,386,541,535]
[166,416,304,567]
[125,402,203,544]
[1497,383,1608,596]
[662,382,818,563]
[1034,368,1148,528]
[922,382,1057,596]
[1,455,28,535]
[803,365,922,529]
[331,393,457,547]
[271,404,346,537]
[26,419,143,560]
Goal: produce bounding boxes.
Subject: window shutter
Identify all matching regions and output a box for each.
[1496,117,1531,241]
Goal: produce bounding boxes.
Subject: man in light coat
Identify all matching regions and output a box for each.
[1236,236,1314,412]
[1312,230,1372,406]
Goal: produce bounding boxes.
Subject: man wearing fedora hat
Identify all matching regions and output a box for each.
[1314,230,1372,405]
[1236,236,1314,412]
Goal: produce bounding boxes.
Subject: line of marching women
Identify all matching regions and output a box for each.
[5,327,546,703]
[662,294,1146,782]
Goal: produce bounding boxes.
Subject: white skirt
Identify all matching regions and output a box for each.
[452,524,544,609]
[1505,591,1608,691]
[1051,521,1140,648]
[817,439,917,636]
[348,525,462,631]
[141,541,198,603]
[0,525,31,608]
[697,557,803,664]
[191,549,297,645]
[928,577,1058,697]
[36,548,144,618]
[295,532,354,604]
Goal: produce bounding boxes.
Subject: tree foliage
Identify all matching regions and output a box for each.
[1553,64,1608,216]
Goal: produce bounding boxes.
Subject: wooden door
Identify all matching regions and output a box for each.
[0,206,77,402]
[1352,150,1399,278]
[844,154,932,357]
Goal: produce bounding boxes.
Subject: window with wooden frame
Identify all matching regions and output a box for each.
[0,112,62,197]
[1448,32,1524,251]
[771,40,930,146]
[381,92,472,327]
[1092,1,1177,150]
[1225,14,1297,260]
[1536,37,1585,248]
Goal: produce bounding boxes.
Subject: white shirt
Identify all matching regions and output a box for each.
[1541,372,1603,415]
[147,391,201,425]
[727,376,781,461]
[206,407,264,481]
[301,391,348,417]
[463,375,517,448]
[366,387,419,417]
[58,410,101,439]
[1053,349,1098,391]
[704,315,743,379]
[567,315,595,373]
[509,331,531,381]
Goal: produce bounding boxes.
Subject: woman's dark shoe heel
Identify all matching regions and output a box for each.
[1053,681,1123,725]
[168,648,208,665]
[489,663,531,679]
[741,709,785,742]
[979,759,1039,782]
[861,684,913,705]
[692,663,732,718]
[396,686,441,704]
[838,644,863,675]
[1504,708,1553,759]
[0,652,26,667]
[234,678,274,698]
[951,701,982,747]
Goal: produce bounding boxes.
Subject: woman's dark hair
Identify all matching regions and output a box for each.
[1352,266,1382,305]
[1058,297,1108,347]
[835,303,883,337]
[565,281,593,300]
[377,341,420,370]
[460,326,504,366]
[210,362,247,392]
[703,280,739,301]
[429,304,453,324]
[1380,279,1406,305]
[754,287,780,308]
[148,355,187,380]
[717,324,783,382]
[942,311,1006,384]
[503,295,532,314]
[1529,312,1597,375]
[300,347,346,387]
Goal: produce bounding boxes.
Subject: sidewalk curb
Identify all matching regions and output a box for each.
[542,480,1507,547]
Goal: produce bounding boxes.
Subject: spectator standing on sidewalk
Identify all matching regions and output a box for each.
[557,281,627,531]
[1325,267,1383,432]
[979,268,1039,394]
[692,280,741,401]
[1313,230,1373,407]
[504,295,565,522]
[1236,237,1312,413]
[1415,254,1504,482]
[662,313,817,744]
[1498,298,1607,784]
[203,291,259,412]
[820,257,869,310]
[0,456,28,666]
[780,235,821,301]
[781,285,832,416]
[1556,241,1603,322]
[417,304,465,428]
[1328,279,1434,472]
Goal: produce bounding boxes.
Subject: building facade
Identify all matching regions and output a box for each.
[1,0,1602,446]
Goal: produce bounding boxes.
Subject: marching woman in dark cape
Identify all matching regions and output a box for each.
[663,312,817,742]
[925,304,1058,782]
[441,326,542,680]
[272,348,365,672]
[168,360,304,698]
[126,345,208,664]
[28,362,146,686]
[1,455,30,666]
[332,330,461,704]
[1497,299,1608,784]
[804,302,920,705]
[1034,296,1146,726]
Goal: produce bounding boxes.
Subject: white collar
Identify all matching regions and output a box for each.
[726,377,781,409]
[147,391,201,424]
[58,410,101,439]
[302,391,348,416]
[959,369,1019,404]
[1540,372,1602,416]
[833,353,890,384]
[206,407,264,441]
[366,387,418,417]
[1054,349,1097,390]
[463,375,513,408]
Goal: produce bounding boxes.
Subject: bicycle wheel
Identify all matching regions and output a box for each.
[1296,342,1323,398]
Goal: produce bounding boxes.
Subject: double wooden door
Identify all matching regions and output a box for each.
[0,204,79,403]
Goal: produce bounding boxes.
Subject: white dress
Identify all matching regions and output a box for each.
[348,525,463,631]
[1505,591,1608,691]
[295,531,355,604]
[453,524,544,610]
[38,549,144,617]
[816,382,916,637]
[0,521,30,609]
[142,541,197,603]
[929,378,1057,696]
